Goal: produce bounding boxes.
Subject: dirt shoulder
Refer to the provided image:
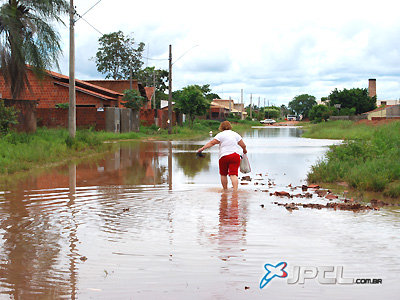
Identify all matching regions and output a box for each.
[275,121,300,126]
[354,119,400,126]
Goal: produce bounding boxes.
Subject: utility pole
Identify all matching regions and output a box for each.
[129,60,132,90]
[168,45,172,134]
[153,71,156,109]
[241,89,244,120]
[69,0,76,138]
[250,93,252,119]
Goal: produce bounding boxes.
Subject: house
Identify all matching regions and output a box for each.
[365,104,400,120]
[0,67,125,108]
[376,99,400,106]
[84,79,150,108]
[365,105,394,120]
[211,99,247,119]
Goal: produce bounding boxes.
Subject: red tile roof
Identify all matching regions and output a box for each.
[45,69,123,97]
[365,105,395,114]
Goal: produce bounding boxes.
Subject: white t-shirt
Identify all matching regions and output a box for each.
[214,130,243,159]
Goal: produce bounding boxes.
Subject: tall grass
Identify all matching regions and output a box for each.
[302,120,374,140]
[0,128,112,175]
[307,121,400,197]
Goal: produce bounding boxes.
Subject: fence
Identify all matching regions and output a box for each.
[37,107,178,132]
[3,102,179,133]
[37,107,106,131]
[329,115,368,122]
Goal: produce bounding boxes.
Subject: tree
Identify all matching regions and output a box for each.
[121,89,146,110]
[137,66,169,108]
[192,84,220,101]
[137,66,168,92]
[280,104,290,119]
[94,31,145,80]
[263,107,280,119]
[206,93,220,102]
[0,0,69,99]
[309,104,333,123]
[173,85,211,127]
[328,88,376,115]
[288,94,317,118]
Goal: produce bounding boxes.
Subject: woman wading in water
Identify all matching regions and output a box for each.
[197,121,247,191]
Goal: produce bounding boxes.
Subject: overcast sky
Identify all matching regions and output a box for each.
[57,0,400,107]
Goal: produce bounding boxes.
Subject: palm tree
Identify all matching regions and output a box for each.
[0,0,69,99]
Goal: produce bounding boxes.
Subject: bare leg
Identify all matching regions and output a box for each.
[220,175,228,189]
[230,175,239,191]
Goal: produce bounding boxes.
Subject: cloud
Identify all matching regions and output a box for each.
[55,0,400,106]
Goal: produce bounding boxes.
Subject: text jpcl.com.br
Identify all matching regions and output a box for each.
[260,262,383,289]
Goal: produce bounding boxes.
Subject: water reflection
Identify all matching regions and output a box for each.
[0,142,172,298]
[174,152,211,178]
[0,182,70,298]
[68,163,78,300]
[0,128,398,299]
[246,126,303,138]
[218,192,248,262]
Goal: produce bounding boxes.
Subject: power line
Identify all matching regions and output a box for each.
[75,0,103,22]
[73,1,104,36]
[172,45,199,65]
[142,56,168,62]
[78,15,103,35]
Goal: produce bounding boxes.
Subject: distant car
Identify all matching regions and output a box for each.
[260,119,276,125]
[287,115,297,121]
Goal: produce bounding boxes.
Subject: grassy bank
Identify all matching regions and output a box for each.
[306,120,400,198]
[301,120,374,140]
[0,128,115,175]
[0,119,258,176]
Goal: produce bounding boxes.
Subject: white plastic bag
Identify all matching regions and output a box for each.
[240,154,251,173]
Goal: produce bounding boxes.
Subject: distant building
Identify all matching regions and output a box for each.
[211,99,247,119]
[368,78,400,106]
[364,104,400,120]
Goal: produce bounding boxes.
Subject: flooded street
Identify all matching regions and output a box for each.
[0,127,399,299]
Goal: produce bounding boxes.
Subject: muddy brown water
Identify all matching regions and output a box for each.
[0,126,399,299]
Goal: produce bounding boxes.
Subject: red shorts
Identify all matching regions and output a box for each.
[219,153,241,176]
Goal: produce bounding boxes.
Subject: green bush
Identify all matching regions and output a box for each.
[307,121,400,197]
[384,181,400,198]
[0,100,19,134]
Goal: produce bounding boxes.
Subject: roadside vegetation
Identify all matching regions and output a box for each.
[305,120,400,198]
[301,120,374,140]
[0,128,110,175]
[0,119,258,176]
